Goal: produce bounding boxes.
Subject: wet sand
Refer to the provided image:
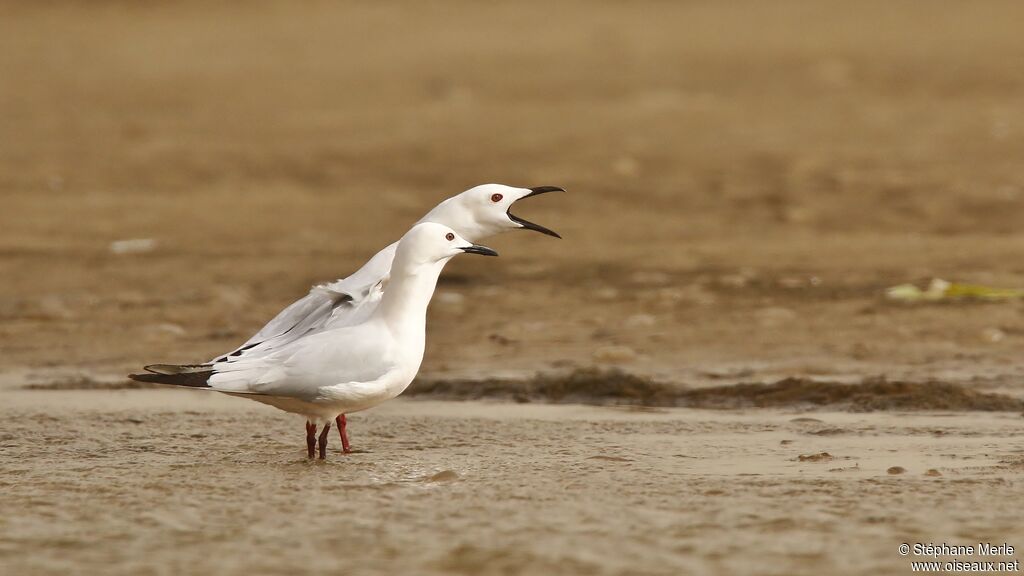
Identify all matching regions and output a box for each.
[1,390,1021,576]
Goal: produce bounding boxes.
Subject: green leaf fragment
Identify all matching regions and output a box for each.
[886,278,1024,302]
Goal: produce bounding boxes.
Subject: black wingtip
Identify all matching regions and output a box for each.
[129,370,213,388]
[144,363,212,375]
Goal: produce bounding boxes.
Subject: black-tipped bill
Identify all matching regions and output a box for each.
[525,185,565,197]
[508,185,565,239]
[461,244,499,257]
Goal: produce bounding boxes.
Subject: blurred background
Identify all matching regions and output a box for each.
[2,0,1024,388]
[5,4,1024,575]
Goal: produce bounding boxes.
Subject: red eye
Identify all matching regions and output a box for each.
[491,193,503,202]
[445,233,455,241]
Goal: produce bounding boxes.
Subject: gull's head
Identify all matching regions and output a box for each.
[396,222,499,267]
[420,183,564,242]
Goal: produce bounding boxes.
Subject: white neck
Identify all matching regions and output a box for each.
[418,201,492,243]
[374,259,447,338]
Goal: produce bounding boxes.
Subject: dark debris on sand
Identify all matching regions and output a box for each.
[408,368,1024,412]
[26,368,1023,413]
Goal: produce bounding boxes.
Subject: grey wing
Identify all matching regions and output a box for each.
[211,288,355,363]
[236,290,336,350]
[210,241,400,363]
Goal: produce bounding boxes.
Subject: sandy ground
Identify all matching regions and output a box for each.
[1,390,1022,576]
[2,1,1024,385]
[3,1,1024,574]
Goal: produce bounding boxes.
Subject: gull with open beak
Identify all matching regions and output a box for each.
[225,184,563,359]
[131,223,501,459]
[133,184,563,457]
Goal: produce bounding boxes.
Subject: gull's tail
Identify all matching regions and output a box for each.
[129,364,214,388]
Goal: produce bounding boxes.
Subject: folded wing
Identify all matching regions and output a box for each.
[210,241,400,363]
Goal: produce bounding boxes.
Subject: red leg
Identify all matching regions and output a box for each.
[305,421,317,459]
[336,414,351,454]
[317,421,332,460]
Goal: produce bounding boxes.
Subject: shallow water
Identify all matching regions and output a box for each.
[1,390,1021,575]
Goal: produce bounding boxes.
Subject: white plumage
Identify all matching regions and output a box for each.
[130,183,563,459]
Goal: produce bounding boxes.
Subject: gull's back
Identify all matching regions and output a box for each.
[211,241,400,363]
[213,188,479,364]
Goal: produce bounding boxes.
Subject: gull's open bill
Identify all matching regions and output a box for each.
[507,186,565,238]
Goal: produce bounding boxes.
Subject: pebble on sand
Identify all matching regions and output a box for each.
[437,291,466,306]
[887,466,906,475]
[109,238,158,255]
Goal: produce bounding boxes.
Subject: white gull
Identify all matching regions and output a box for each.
[131,223,501,459]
